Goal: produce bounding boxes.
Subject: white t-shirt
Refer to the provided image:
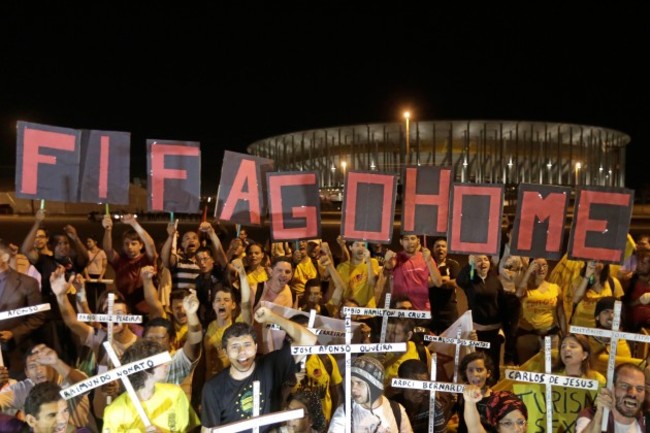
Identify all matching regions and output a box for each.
[328,397,413,433]
[576,416,642,433]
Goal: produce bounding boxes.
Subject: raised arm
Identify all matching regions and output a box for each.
[578,388,613,433]
[363,247,378,289]
[422,247,443,287]
[456,257,475,290]
[572,261,595,305]
[515,262,536,298]
[336,235,350,263]
[141,266,165,319]
[122,214,157,262]
[199,221,228,269]
[254,306,317,361]
[322,255,345,309]
[63,224,89,268]
[20,209,46,264]
[101,215,118,263]
[373,267,391,307]
[182,293,203,362]
[232,259,252,324]
[51,266,93,342]
[160,222,179,269]
[461,385,488,433]
[32,343,87,384]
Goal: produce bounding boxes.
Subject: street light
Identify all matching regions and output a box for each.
[341,161,347,186]
[404,111,411,164]
[575,162,582,185]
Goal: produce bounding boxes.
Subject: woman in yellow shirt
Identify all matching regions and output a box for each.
[516,258,566,364]
[570,260,623,328]
[245,242,269,289]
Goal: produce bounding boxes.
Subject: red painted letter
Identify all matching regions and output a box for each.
[20,128,77,195]
[268,173,319,240]
[219,159,262,224]
[402,166,451,234]
[150,143,201,211]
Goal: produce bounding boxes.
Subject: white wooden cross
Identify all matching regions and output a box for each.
[77,292,143,405]
[0,303,50,366]
[292,308,409,433]
[504,357,600,433]
[568,300,650,431]
[77,293,143,345]
[59,343,172,428]
[207,408,304,433]
[544,336,553,433]
[429,354,437,433]
[424,330,490,383]
[390,352,446,433]
[391,360,467,433]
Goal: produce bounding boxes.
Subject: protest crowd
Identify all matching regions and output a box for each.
[1,207,650,433]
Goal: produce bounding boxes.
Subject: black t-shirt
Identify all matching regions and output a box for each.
[456,265,504,326]
[201,341,296,432]
[429,258,460,318]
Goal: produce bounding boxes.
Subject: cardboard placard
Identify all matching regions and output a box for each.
[267,171,321,241]
[401,166,452,235]
[447,184,504,255]
[568,187,634,263]
[217,151,274,226]
[147,140,201,212]
[510,184,570,260]
[341,171,397,243]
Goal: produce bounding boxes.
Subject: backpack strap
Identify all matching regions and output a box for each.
[318,354,334,377]
[388,399,402,428]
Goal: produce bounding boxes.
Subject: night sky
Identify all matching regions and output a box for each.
[2,4,648,194]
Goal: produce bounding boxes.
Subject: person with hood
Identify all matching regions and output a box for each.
[328,356,412,432]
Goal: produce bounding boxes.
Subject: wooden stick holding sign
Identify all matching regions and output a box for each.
[428,353,437,433]
[380,293,391,343]
[345,311,352,433]
[569,301,636,431]
[0,303,51,366]
[544,336,553,433]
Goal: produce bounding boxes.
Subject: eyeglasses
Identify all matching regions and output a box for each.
[498,419,527,430]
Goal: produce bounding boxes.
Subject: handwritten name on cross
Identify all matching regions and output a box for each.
[0,303,50,366]
[424,331,490,383]
[569,301,645,431]
[390,353,444,433]
[343,302,431,344]
[505,354,599,433]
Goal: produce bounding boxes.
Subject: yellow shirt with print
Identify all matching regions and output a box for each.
[336,258,380,308]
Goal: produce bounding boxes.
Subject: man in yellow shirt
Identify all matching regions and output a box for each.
[334,241,379,308]
[103,339,201,432]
